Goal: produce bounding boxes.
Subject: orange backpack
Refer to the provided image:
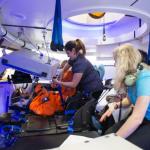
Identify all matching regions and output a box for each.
[29,84,63,116]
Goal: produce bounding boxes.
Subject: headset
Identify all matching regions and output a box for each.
[124,64,144,86]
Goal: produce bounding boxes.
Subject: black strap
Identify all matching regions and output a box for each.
[143,118,150,125]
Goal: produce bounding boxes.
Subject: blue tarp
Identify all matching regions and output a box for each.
[50,0,63,51]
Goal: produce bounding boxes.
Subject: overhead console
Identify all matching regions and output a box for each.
[1,49,60,81]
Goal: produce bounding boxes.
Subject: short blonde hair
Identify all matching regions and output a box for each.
[113,43,142,91]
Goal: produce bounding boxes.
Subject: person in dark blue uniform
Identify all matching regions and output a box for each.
[53,39,103,109]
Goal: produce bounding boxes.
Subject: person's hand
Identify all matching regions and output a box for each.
[52,77,58,83]
[52,77,60,85]
[99,102,116,122]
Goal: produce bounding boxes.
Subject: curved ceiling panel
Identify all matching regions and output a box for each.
[0,0,149,50]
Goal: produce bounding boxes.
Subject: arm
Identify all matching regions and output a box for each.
[116,96,150,138]
[100,97,131,122]
[53,72,83,88]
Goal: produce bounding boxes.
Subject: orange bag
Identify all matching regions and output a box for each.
[29,84,63,116]
[49,91,64,112]
[61,70,76,101]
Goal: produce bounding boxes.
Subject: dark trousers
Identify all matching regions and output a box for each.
[65,92,86,110]
[92,90,103,100]
[104,118,150,150]
[65,90,103,110]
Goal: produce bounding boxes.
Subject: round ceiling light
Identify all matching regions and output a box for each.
[88,12,105,19]
[66,12,125,26]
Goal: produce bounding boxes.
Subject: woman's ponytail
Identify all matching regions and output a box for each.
[75,39,86,56]
[64,39,86,56]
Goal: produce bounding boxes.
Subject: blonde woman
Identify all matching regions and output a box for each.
[100,43,150,149]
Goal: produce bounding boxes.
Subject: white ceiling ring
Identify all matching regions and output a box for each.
[61,6,150,44]
[63,6,150,24]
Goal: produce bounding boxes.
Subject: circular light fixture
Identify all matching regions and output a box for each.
[67,12,124,26]
[88,12,105,19]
